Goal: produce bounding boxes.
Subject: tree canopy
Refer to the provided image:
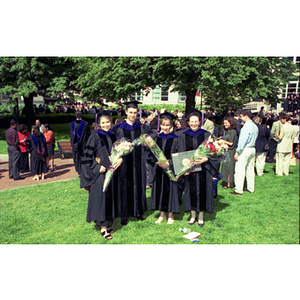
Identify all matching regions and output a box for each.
[0,56,297,123]
[0,57,79,125]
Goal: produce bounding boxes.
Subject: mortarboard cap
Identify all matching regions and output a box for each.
[188,107,202,118]
[123,100,142,109]
[97,110,111,118]
[160,112,177,121]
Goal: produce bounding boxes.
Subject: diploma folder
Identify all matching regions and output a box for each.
[171,150,202,175]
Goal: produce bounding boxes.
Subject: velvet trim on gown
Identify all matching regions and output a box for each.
[112,122,152,218]
[80,132,118,226]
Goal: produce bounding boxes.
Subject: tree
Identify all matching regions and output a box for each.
[76,57,156,103]
[151,57,297,115]
[0,57,79,126]
[202,57,297,115]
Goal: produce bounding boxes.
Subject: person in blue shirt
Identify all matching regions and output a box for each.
[230,109,258,195]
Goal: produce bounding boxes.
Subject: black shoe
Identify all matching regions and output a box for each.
[14,177,25,181]
[188,218,196,225]
[121,219,128,226]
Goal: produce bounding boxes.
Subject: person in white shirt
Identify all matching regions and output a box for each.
[276,113,295,176]
[230,109,258,195]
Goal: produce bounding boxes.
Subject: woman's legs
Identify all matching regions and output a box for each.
[155,211,167,223]
[198,211,204,226]
[167,212,174,224]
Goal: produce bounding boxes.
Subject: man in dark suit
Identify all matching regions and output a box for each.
[69,111,90,175]
[5,119,24,180]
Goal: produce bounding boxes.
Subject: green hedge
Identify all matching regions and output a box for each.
[0,113,128,128]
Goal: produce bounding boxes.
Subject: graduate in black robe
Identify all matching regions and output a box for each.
[112,100,152,225]
[26,126,48,180]
[69,110,90,175]
[173,108,221,227]
[150,112,180,224]
[80,112,122,240]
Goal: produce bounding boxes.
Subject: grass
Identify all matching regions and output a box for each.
[0,123,72,154]
[0,163,298,244]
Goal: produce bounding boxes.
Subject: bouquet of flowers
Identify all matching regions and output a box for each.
[102,137,141,192]
[175,136,229,180]
[138,134,176,181]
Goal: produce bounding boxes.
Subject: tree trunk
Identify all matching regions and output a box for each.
[185,90,196,115]
[22,93,36,129]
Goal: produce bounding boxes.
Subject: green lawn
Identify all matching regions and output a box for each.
[0,123,73,154]
[0,163,298,244]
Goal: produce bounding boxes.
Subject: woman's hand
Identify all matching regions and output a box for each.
[113,158,123,170]
[99,166,106,173]
[157,162,170,169]
[195,157,208,165]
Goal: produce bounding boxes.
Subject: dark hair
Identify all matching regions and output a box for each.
[279,112,289,120]
[18,124,27,132]
[10,119,17,126]
[223,117,237,129]
[150,118,158,130]
[75,110,82,119]
[43,123,51,130]
[291,119,298,125]
[240,109,252,119]
[233,110,241,117]
[32,125,41,136]
[179,119,188,129]
[114,118,125,126]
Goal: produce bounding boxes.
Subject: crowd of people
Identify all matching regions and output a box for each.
[4,119,56,181]
[4,102,299,241]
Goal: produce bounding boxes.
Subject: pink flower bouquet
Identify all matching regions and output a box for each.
[175,137,229,180]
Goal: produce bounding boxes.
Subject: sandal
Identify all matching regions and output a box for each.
[167,217,174,225]
[101,230,113,240]
[222,186,229,189]
[155,216,167,224]
[107,228,114,234]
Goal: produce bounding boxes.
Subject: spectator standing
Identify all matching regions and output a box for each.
[5,119,23,180]
[230,109,258,195]
[17,124,30,173]
[26,126,48,181]
[291,119,299,155]
[35,119,44,133]
[253,115,270,176]
[276,113,295,176]
[69,111,91,175]
[267,114,282,163]
[43,124,55,172]
[219,117,237,189]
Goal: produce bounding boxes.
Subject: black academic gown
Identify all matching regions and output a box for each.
[80,130,118,227]
[173,128,220,213]
[26,134,48,175]
[69,119,90,174]
[112,121,152,219]
[150,132,180,213]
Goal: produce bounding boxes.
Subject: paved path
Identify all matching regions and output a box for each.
[0,155,79,191]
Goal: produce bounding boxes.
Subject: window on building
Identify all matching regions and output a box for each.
[179,92,186,102]
[161,85,168,101]
[287,83,297,96]
[296,57,300,68]
[131,91,143,101]
[153,87,160,101]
